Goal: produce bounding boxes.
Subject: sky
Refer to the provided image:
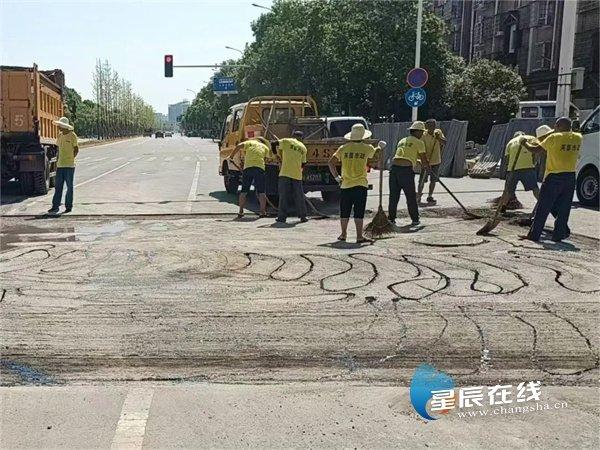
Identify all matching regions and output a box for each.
[0,0,273,114]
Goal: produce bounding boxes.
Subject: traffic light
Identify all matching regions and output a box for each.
[164,54,173,77]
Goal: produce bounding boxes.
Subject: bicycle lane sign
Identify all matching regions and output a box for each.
[405,87,427,108]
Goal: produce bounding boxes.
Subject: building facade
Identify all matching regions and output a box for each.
[432,0,599,109]
[168,100,190,124]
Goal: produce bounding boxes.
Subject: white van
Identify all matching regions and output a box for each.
[576,106,599,207]
[518,101,580,120]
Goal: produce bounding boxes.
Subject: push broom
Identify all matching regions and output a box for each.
[476,142,524,235]
[365,142,395,238]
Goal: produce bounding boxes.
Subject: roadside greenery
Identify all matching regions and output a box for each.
[64,60,155,138]
[181,0,525,143]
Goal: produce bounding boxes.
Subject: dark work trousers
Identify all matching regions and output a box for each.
[51,167,75,210]
[277,176,307,221]
[528,172,575,241]
[388,165,418,222]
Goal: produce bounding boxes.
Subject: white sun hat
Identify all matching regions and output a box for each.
[535,124,552,138]
[344,123,372,141]
[53,117,74,130]
[408,121,426,131]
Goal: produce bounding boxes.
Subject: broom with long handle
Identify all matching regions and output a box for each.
[476,142,524,235]
[365,141,394,238]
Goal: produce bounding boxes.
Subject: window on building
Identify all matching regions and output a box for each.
[508,24,518,53]
[474,18,483,45]
[533,41,552,70]
[537,0,554,26]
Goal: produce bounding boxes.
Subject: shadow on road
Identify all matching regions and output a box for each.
[1,181,29,206]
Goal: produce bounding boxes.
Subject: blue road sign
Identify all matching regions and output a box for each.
[213,77,238,94]
[407,68,429,88]
[405,88,426,108]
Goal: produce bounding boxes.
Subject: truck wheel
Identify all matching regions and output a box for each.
[223,166,240,194]
[19,173,34,195]
[33,170,49,195]
[321,191,340,202]
[576,166,599,207]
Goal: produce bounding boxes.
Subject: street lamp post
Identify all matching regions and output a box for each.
[251,3,272,11]
[225,46,243,55]
[412,0,424,122]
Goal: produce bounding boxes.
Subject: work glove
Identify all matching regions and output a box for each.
[335,175,343,184]
[377,140,387,150]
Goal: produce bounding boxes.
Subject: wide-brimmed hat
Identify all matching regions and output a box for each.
[535,125,552,138]
[408,121,426,131]
[53,117,74,130]
[344,123,372,141]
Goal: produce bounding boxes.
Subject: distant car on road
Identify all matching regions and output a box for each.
[576,106,599,207]
[155,131,165,138]
[143,129,153,137]
[165,131,173,137]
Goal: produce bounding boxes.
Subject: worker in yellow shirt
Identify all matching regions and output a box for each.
[417,119,446,204]
[503,130,540,203]
[521,118,582,242]
[274,131,308,223]
[228,137,272,219]
[389,121,426,226]
[48,117,78,214]
[327,123,384,243]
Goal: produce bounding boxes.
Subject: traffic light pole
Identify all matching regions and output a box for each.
[173,64,249,69]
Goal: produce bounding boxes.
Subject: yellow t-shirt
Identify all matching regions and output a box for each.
[278,138,307,180]
[333,142,376,189]
[505,135,536,171]
[56,131,78,168]
[540,132,582,178]
[421,129,445,165]
[394,135,425,167]
[242,140,270,170]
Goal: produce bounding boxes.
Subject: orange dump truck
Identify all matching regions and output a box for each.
[1,64,64,194]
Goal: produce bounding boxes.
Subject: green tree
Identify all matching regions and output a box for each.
[445,58,525,143]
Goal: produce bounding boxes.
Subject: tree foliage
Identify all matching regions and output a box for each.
[182,0,458,135]
[445,58,525,143]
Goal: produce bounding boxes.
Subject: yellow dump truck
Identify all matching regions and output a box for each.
[1,64,64,194]
[217,95,375,201]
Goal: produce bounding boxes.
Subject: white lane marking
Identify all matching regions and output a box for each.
[186,161,201,213]
[197,156,207,162]
[75,162,131,188]
[4,162,130,214]
[110,388,154,450]
[164,157,173,162]
[129,157,142,162]
[112,157,124,161]
[92,157,108,163]
[147,157,157,162]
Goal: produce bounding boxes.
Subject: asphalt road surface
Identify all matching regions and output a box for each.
[1,136,598,448]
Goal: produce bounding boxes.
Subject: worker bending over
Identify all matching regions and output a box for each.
[327,123,383,243]
[500,130,540,212]
[228,137,272,219]
[274,131,308,223]
[521,118,582,242]
[389,121,426,226]
[417,119,446,205]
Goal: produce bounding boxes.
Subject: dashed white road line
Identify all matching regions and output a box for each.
[147,157,157,162]
[112,157,125,161]
[110,388,154,450]
[197,156,207,162]
[75,162,131,188]
[186,161,201,213]
[92,157,108,163]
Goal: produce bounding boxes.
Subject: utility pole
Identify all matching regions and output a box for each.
[555,0,578,118]
[412,0,424,122]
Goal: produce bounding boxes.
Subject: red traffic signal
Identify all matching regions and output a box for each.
[164,54,173,77]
